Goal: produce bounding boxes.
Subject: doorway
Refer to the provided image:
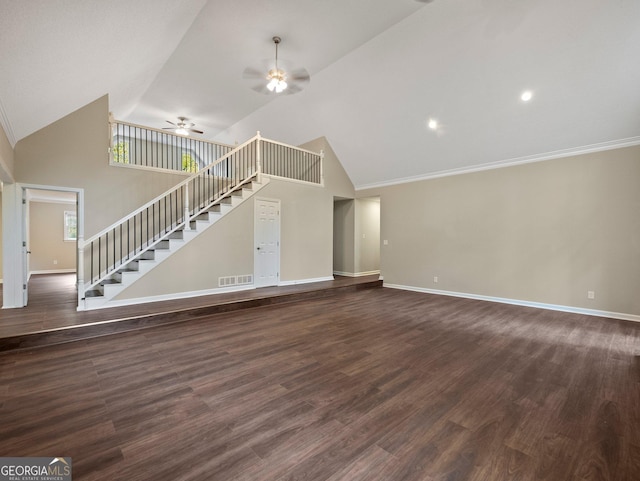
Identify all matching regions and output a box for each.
[333,196,380,277]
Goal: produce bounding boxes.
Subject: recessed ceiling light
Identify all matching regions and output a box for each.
[521,90,533,102]
[428,118,438,130]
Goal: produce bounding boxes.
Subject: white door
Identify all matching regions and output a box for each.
[254,199,280,287]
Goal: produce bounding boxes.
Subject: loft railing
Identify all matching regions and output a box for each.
[79,127,324,304]
[110,119,234,173]
[261,139,322,184]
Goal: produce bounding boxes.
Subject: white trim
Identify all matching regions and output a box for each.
[81,284,256,311]
[30,269,76,276]
[333,270,381,277]
[264,173,324,188]
[278,276,335,286]
[384,283,640,324]
[0,95,16,147]
[109,161,194,176]
[356,136,640,191]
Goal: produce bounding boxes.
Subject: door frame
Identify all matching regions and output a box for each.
[2,182,84,309]
[254,197,281,288]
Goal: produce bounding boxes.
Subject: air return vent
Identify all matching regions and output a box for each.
[219,275,254,287]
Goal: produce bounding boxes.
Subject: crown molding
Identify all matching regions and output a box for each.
[0,95,16,147]
[356,136,640,191]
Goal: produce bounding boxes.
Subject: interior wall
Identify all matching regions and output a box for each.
[358,145,640,317]
[354,197,380,275]
[29,201,76,273]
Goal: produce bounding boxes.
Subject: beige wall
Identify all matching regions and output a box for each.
[359,145,640,317]
[29,202,76,272]
[14,95,186,237]
[116,177,336,300]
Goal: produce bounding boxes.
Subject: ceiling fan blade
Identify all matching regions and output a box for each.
[249,84,272,95]
[165,120,177,126]
[188,128,204,134]
[288,68,310,83]
[242,67,267,81]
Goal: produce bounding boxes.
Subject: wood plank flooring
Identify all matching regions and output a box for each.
[1,288,639,480]
[0,273,380,342]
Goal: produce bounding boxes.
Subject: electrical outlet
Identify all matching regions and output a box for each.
[587,291,595,299]
[433,276,439,283]
[383,240,389,245]
[53,259,58,265]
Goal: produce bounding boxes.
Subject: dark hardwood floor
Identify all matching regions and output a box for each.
[0,273,380,341]
[1,287,639,480]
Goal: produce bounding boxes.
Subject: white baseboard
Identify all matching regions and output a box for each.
[30,269,76,276]
[278,276,334,287]
[384,283,640,324]
[333,270,381,278]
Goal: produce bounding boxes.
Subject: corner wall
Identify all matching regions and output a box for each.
[358,145,640,319]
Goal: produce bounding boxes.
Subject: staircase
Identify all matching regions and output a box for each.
[83,177,270,310]
[79,122,322,310]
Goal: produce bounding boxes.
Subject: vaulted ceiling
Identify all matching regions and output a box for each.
[1,0,639,188]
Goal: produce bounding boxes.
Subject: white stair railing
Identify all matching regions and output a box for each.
[82,134,259,295]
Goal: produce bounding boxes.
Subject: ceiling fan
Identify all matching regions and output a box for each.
[242,36,310,95]
[163,117,203,135]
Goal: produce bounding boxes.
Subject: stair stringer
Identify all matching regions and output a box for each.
[82,177,269,310]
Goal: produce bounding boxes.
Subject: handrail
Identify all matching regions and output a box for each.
[85,134,259,245]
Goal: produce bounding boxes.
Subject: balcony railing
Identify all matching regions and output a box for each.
[110,119,233,173]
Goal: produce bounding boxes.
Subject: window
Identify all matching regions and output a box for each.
[112,140,130,164]
[64,211,77,241]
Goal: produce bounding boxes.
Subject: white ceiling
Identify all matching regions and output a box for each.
[1,0,639,188]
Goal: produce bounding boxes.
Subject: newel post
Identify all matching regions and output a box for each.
[256,131,262,183]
